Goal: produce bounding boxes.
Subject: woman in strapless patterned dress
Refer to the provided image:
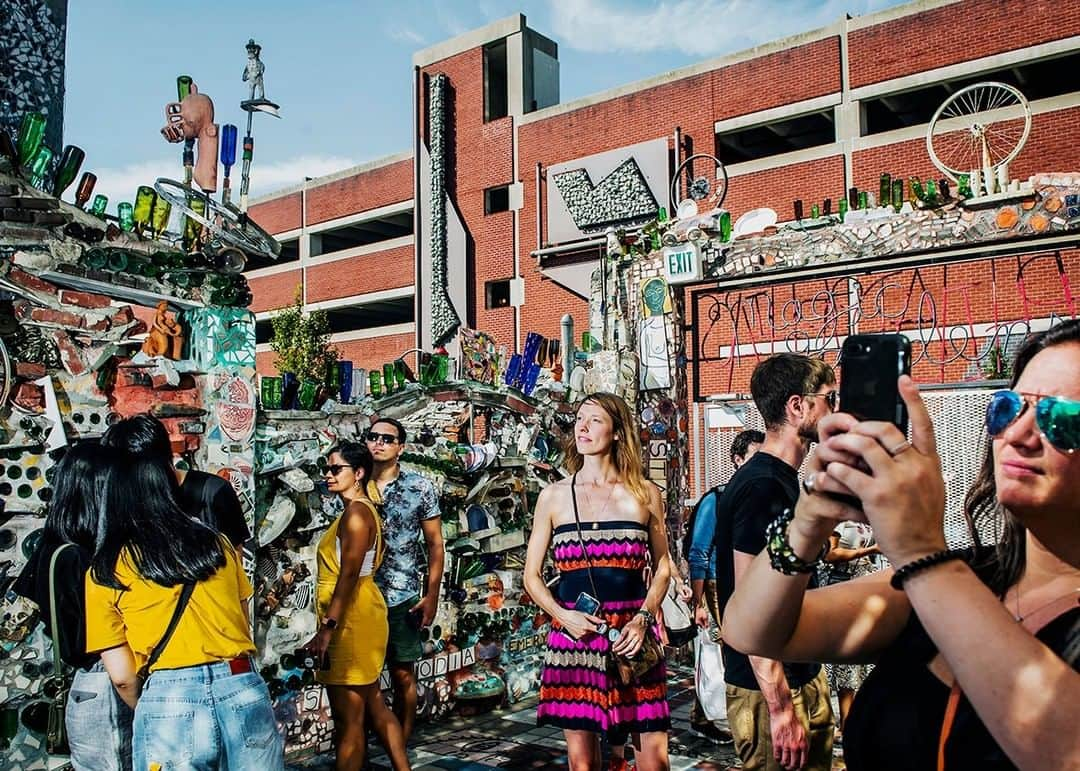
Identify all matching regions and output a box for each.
[524,392,674,771]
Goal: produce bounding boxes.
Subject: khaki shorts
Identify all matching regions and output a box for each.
[726,668,834,771]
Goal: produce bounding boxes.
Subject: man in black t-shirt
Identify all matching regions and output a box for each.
[715,353,837,771]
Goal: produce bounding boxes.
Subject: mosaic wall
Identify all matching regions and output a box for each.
[0,0,67,157]
[553,158,659,233]
[427,73,460,345]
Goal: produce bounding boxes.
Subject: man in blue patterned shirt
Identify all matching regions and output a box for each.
[366,417,444,741]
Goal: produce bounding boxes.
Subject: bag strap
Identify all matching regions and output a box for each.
[139,582,195,678]
[936,590,1080,770]
[570,474,602,605]
[48,544,73,677]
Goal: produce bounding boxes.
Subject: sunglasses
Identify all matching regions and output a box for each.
[803,391,839,410]
[365,431,401,445]
[326,464,353,475]
[986,390,1080,452]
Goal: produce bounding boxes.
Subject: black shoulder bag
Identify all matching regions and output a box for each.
[570,475,664,686]
[46,544,72,755]
[135,582,195,695]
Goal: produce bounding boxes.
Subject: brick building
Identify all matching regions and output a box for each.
[247,0,1080,493]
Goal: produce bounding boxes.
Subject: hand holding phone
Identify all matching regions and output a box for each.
[839,333,912,432]
[568,591,608,637]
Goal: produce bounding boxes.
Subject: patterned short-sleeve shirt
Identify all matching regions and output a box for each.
[372,468,441,608]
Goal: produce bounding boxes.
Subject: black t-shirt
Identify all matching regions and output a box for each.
[714,450,821,690]
[178,469,250,548]
[13,533,98,670]
[844,554,1080,770]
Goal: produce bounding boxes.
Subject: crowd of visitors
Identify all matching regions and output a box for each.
[12,322,1080,771]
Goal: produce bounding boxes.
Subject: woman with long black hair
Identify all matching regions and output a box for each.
[86,417,282,769]
[14,442,133,770]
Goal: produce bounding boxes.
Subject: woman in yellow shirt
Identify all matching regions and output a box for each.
[86,418,283,770]
[304,441,411,771]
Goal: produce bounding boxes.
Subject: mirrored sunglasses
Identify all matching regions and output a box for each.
[985,389,1080,452]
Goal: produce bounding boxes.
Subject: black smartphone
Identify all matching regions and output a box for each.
[839,333,912,433]
[573,592,601,616]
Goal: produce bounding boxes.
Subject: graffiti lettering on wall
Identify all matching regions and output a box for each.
[692,252,1080,396]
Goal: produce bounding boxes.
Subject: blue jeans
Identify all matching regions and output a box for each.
[133,660,283,771]
[67,661,134,771]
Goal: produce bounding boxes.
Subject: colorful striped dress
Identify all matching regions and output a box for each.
[537,520,670,737]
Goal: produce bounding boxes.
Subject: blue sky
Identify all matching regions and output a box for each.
[65,0,906,209]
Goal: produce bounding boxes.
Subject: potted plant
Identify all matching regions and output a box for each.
[269,287,338,409]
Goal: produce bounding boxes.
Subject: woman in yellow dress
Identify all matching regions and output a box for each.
[304,442,411,771]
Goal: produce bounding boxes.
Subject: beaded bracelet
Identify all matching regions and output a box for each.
[889,549,965,590]
[765,508,828,575]
[636,608,656,627]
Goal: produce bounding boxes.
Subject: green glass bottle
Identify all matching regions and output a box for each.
[52,145,85,197]
[118,202,135,232]
[83,248,108,270]
[16,112,46,167]
[106,249,129,273]
[382,363,395,395]
[28,145,53,189]
[134,186,156,230]
[908,176,925,203]
[176,75,193,101]
[838,197,848,223]
[151,195,172,236]
[891,178,904,211]
[183,196,206,250]
[923,178,938,205]
[718,211,732,242]
[91,194,108,217]
[368,370,383,398]
[879,173,891,208]
[956,173,972,199]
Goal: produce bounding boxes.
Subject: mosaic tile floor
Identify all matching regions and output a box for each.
[288,664,848,770]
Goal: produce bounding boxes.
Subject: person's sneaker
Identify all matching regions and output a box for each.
[690,721,734,744]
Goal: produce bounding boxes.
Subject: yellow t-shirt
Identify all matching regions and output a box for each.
[85,543,255,671]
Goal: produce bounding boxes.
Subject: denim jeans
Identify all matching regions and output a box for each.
[133,660,283,771]
[67,661,134,771]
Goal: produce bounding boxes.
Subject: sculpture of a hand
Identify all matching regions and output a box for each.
[161,82,219,192]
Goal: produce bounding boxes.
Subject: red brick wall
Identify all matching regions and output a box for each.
[305,245,414,304]
[305,159,413,226]
[256,331,415,378]
[248,270,303,314]
[726,155,846,223]
[249,192,301,235]
[849,0,1080,89]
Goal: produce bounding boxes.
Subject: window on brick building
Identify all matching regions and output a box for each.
[485,279,512,309]
[484,185,510,215]
[324,296,414,333]
[310,210,414,257]
[860,50,1080,136]
[716,108,836,165]
[245,237,299,273]
[484,39,509,122]
[255,319,272,345]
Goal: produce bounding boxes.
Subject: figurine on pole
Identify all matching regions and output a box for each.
[238,38,280,213]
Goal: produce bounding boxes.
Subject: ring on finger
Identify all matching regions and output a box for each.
[801,472,818,495]
[888,440,913,457]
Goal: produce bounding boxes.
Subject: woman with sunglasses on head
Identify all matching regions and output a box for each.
[524,392,673,771]
[723,321,1080,770]
[14,443,133,770]
[303,441,411,771]
[86,418,282,770]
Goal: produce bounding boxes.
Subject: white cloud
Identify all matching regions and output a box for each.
[387,24,426,45]
[547,0,898,57]
[90,154,358,214]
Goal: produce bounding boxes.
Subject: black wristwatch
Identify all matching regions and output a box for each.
[321,618,338,631]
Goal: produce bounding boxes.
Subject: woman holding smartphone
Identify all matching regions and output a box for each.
[304,442,410,771]
[524,392,673,771]
[724,322,1080,770]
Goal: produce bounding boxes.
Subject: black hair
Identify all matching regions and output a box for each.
[92,421,224,590]
[100,413,172,461]
[328,441,374,483]
[43,441,111,551]
[964,318,1080,596]
[750,353,835,430]
[731,429,765,464]
[371,416,407,445]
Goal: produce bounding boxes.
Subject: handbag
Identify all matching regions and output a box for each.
[570,475,664,686]
[694,628,727,721]
[135,582,195,695]
[46,544,72,756]
[660,577,695,647]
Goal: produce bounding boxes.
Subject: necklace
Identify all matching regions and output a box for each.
[1011,585,1080,622]
[581,478,617,530]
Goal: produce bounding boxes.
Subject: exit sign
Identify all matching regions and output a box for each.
[662,243,702,284]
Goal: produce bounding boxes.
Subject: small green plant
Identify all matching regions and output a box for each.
[270,287,338,381]
[981,343,1011,380]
